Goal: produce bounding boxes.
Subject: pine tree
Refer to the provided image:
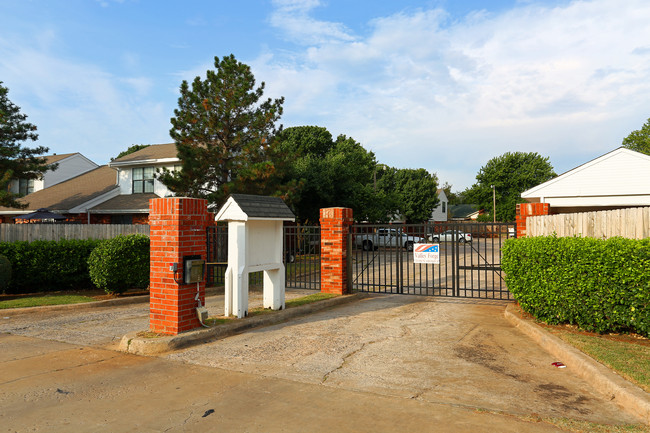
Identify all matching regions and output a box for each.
[0,82,54,208]
[159,55,285,208]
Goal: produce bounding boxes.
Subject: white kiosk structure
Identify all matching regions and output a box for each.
[215,194,295,318]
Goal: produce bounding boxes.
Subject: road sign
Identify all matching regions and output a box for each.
[414,243,439,264]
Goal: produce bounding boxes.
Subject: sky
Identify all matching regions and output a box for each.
[1,0,649,191]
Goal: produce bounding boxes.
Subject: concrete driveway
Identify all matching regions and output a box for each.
[0,290,644,431]
[165,294,638,424]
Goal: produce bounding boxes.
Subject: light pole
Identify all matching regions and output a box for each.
[491,185,496,223]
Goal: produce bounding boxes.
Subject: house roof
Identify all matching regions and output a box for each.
[89,193,159,213]
[44,153,77,164]
[110,143,178,166]
[216,194,295,221]
[0,166,118,214]
[521,147,650,207]
[449,204,480,219]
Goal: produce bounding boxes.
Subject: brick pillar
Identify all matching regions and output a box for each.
[516,202,550,238]
[320,207,353,295]
[149,198,210,335]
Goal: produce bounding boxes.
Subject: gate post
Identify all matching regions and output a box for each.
[149,197,210,335]
[320,207,353,295]
[516,203,550,238]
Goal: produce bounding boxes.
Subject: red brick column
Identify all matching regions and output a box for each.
[149,198,210,334]
[516,203,550,238]
[320,207,353,295]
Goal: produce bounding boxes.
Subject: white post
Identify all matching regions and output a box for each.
[263,266,285,310]
[226,221,249,318]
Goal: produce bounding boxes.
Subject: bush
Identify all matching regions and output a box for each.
[88,234,150,294]
[502,235,650,337]
[0,239,102,294]
[0,254,11,293]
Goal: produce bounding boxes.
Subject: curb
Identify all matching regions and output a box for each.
[504,303,650,425]
[119,293,367,356]
[0,295,150,317]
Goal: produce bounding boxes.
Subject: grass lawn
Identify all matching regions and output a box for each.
[546,326,650,393]
[0,295,96,309]
[247,292,337,317]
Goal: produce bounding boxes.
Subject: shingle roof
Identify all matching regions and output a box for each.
[229,194,295,219]
[44,153,77,164]
[111,143,178,163]
[89,193,159,213]
[0,166,118,213]
[449,204,480,219]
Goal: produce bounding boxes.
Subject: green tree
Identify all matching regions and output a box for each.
[158,54,285,209]
[112,144,150,161]
[622,118,650,155]
[467,152,556,222]
[275,126,386,222]
[377,168,439,223]
[0,82,55,208]
[441,181,460,205]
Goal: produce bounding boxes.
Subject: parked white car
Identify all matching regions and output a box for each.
[355,228,425,251]
[427,229,472,243]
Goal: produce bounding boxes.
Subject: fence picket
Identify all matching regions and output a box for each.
[0,224,150,242]
[527,207,650,239]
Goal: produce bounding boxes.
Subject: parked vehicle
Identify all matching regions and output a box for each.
[354,228,425,251]
[427,229,472,243]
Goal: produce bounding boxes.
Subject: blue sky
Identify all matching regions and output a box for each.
[1,0,649,190]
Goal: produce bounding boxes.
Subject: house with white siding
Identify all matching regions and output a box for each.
[429,189,448,222]
[521,147,650,213]
[0,144,180,224]
[8,153,98,196]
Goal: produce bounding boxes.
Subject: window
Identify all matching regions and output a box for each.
[111,214,133,224]
[18,179,34,195]
[132,167,154,193]
[442,201,446,213]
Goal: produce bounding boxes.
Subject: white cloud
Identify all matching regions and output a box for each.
[0,32,170,164]
[260,0,650,189]
[270,0,356,45]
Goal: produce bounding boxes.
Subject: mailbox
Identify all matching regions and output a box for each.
[183,255,204,284]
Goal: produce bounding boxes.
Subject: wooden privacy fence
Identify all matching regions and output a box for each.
[526,207,650,239]
[0,224,150,242]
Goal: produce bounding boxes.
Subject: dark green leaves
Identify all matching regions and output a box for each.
[502,235,650,337]
[159,54,285,209]
[0,82,55,208]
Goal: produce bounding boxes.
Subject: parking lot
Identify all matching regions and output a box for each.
[350,237,512,299]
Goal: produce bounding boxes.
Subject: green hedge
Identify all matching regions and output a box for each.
[502,235,650,337]
[0,239,103,294]
[88,234,150,295]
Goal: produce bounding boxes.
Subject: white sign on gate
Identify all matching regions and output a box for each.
[414,243,440,264]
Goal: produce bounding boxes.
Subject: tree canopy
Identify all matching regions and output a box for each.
[465,152,556,222]
[158,54,285,209]
[112,144,150,161]
[0,82,54,208]
[276,126,382,222]
[376,167,439,223]
[622,118,650,155]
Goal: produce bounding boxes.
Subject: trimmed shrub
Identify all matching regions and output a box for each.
[88,234,150,294]
[502,235,650,337]
[0,254,11,293]
[0,239,102,294]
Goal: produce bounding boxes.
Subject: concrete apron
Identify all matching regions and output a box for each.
[164,294,645,425]
[1,290,647,427]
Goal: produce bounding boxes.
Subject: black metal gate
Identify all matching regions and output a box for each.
[348,222,515,300]
[284,225,321,290]
[206,223,228,286]
[206,224,321,290]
